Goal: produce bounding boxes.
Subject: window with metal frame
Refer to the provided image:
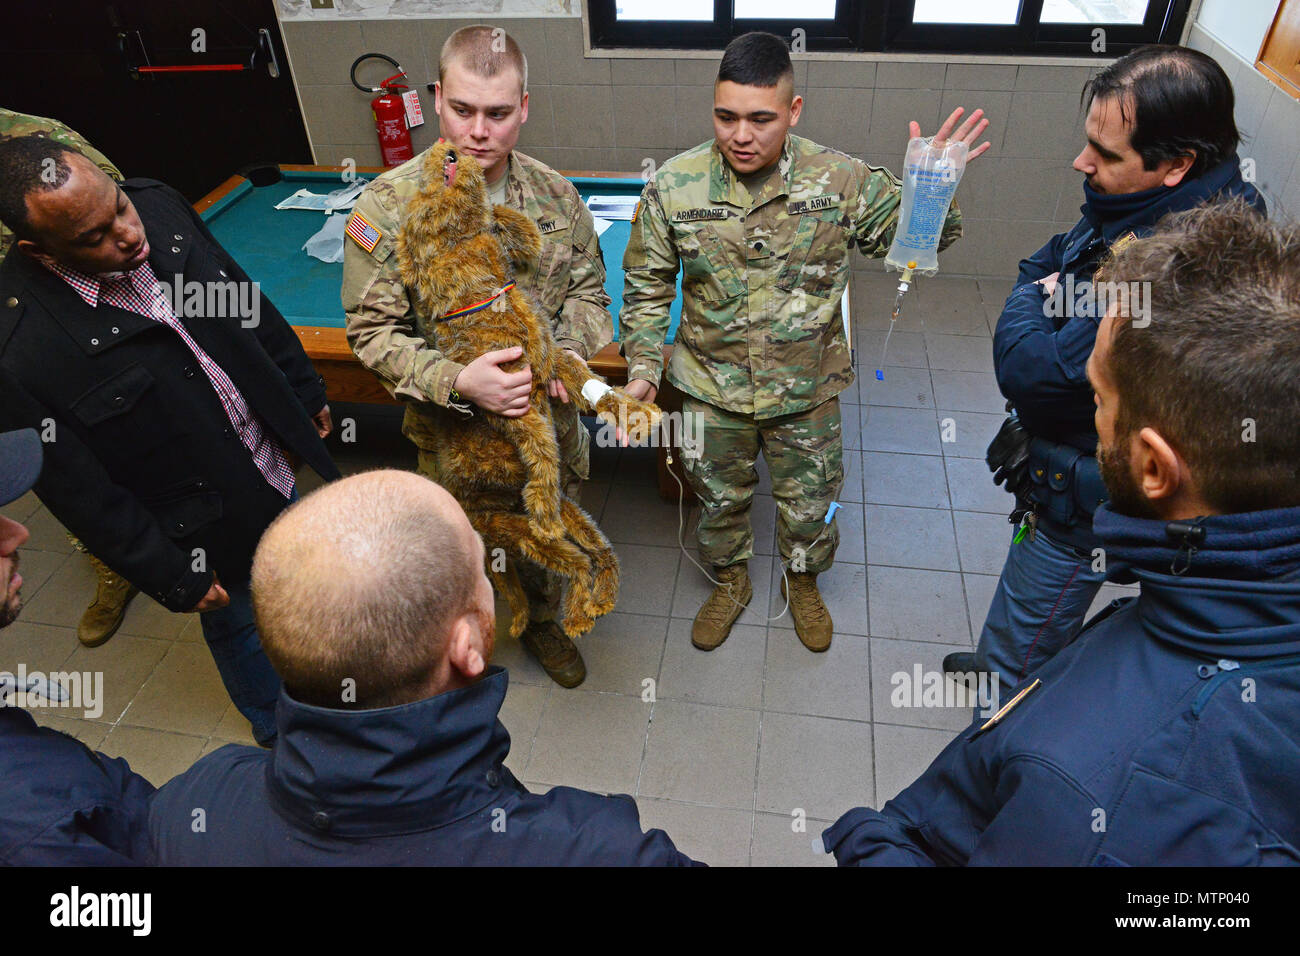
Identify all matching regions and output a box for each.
[588,0,1192,56]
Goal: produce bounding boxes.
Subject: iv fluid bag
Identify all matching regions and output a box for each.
[886,136,968,276]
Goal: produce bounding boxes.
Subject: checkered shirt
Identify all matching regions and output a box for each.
[45,259,295,498]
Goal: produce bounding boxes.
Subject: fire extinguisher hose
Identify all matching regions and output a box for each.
[350,52,407,93]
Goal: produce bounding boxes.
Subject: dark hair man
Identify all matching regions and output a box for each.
[621,32,988,653]
[826,201,1300,865]
[148,470,698,866]
[947,45,1265,691]
[0,426,155,865]
[0,136,341,746]
[343,25,612,688]
[1,107,139,650]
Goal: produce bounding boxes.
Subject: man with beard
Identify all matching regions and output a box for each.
[0,425,155,865]
[148,470,698,866]
[947,45,1266,693]
[824,201,1300,865]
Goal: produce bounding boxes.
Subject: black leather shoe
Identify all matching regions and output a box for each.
[942,652,979,675]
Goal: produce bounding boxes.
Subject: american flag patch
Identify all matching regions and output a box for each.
[345,212,382,253]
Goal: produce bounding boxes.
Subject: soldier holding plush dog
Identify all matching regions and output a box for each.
[343,26,612,688]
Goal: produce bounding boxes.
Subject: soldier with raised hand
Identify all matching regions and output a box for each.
[621,32,988,653]
[342,26,612,689]
[0,108,139,650]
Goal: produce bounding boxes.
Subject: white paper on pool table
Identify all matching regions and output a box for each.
[586,195,639,220]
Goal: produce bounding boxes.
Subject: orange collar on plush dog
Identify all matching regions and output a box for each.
[439,283,516,322]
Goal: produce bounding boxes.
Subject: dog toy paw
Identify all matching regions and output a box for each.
[594,390,663,443]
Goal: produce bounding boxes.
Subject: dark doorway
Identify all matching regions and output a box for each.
[3,0,312,201]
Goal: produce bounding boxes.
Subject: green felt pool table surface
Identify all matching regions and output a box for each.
[197,167,681,342]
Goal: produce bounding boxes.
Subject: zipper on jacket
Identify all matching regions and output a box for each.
[1193,655,1300,717]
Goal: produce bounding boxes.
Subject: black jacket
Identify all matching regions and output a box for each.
[149,666,701,866]
[0,178,339,610]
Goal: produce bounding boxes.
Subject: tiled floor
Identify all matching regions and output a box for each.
[3,273,1134,865]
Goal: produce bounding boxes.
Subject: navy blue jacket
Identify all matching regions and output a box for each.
[148,666,699,866]
[1,708,155,865]
[823,504,1300,865]
[993,158,1265,451]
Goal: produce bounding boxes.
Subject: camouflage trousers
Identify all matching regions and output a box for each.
[408,398,589,622]
[681,395,842,574]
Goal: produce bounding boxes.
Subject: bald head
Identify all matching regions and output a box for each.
[252,470,494,710]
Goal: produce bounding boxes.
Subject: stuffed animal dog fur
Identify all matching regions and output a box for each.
[396,141,661,637]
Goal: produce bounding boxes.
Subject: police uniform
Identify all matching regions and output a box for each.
[622,134,961,572]
[341,148,613,620]
[0,109,123,259]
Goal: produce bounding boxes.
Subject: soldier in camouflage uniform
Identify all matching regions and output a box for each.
[0,108,140,649]
[621,33,989,653]
[341,27,612,688]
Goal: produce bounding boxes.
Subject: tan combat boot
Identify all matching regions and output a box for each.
[691,563,753,651]
[78,554,138,648]
[781,571,833,652]
[520,619,587,688]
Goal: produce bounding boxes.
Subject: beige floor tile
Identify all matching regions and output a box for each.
[98,725,207,787]
[118,595,191,641]
[635,797,753,867]
[118,642,232,737]
[756,712,874,821]
[29,711,111,750]
[0,619,80,675]
[572,612,668,697]
[750,811,836,867]
[60,635,169,723]
[17,555,96,628]
[10,549,70,604]
[638,701,760,809]
[499,681,550,776]
[177,615,205,644]
[211,701,259,746]
[873,722,963,805]
[5,490,44,523]
[524,690,651,795]
[19,507,78,554]
[656,619,765,710]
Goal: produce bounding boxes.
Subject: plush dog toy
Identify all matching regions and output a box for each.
[396,141,662,638]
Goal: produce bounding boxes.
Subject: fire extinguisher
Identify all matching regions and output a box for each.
[351,53,415,167]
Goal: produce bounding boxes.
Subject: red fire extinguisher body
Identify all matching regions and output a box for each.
[371,90,414,166]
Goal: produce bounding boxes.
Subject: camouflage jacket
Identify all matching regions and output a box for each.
[341,149,612,409]
[621,135,962,419]
[0,109,123,259]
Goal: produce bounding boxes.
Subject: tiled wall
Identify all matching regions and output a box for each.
[279,15,1297,279]
[1185,22,1300,220]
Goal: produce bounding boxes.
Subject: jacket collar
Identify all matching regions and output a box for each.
[1077,154,1265,242]
[709,135,796,207]
[1095,503,1300,661]
[265,665,516,838]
